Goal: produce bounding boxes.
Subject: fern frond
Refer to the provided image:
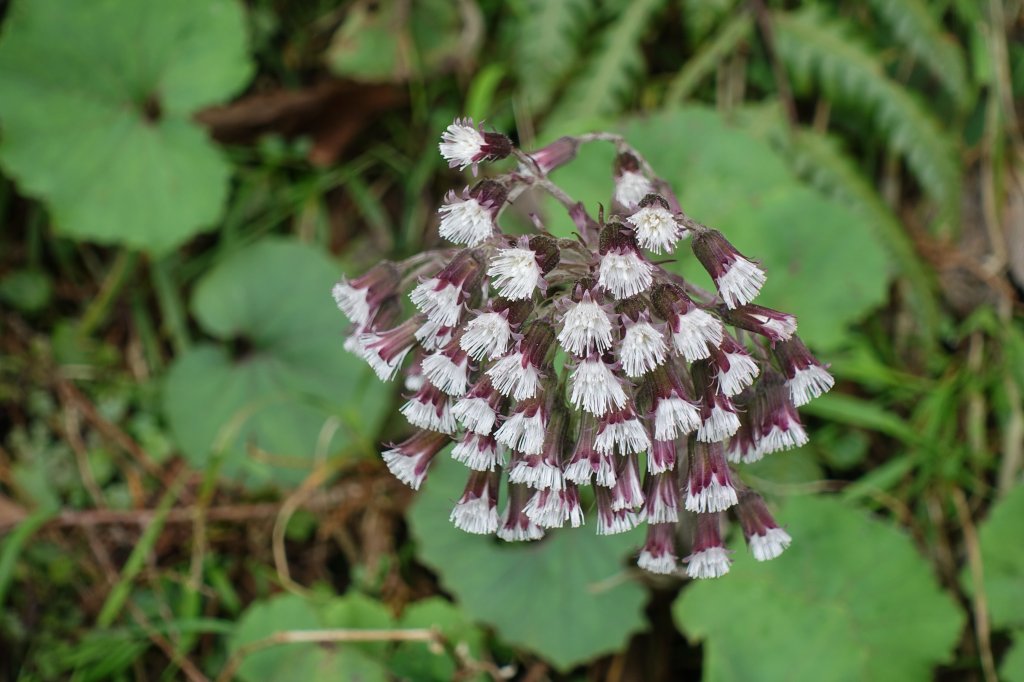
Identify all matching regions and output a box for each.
[545,0,666,128]
[865,0,971,108]
[773,9,961,227]
[514,0,596,114]
[777,125,941,334]
[666,12,753,105]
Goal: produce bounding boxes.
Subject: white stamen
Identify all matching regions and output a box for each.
[654,397,701,440]
[788,366,834,406]
[421,352,469,396]
[414,317,453,351]
[757,421,808,455]
[381,449,428,490]
[497,509,545,542]
[672,307,723,362]
[410,279,463,327]
[355,333,410,382]
[638,550,677,575]
[558,300,613,356]
[686,547,732,579]
[598,251,653,298]
[718,352,760,397]
[488,248,542,300]
[597,509,637,535]
[524,490,579,528]
[400,397,456,434]
[450,496,499,534]
[685,480,738,513]
[628,205,682,254]
[452,397,496,435]
[438,195,493,246]
[595,418,650,455]
[439,121,486,170]
[697,405,740,442]
[717,257,765,308]
[620,321,667,377]
[331,281,370,326]
[487,353,541,400]
[508,460,563,490]
[460,312,512,360]
[753,313,797,341]
[614,170,654,208]
[451,437,503,471]
[494,412,545,455]
[750,528,792,561]
[569,359,627,416]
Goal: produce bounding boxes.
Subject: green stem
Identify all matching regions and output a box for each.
[78,250,139,337]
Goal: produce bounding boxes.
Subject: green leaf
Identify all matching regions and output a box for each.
[773,9,961,227]
[545,0,666,128]
[513,0,596,113]
[0,0,252,252]
[392,597,487,682]
[409,456,647,672]
[970,484,1024,630]
[864,0,971,108]
[326,0,469,82]
[548,107,891,350]
[674,496,964,682]
[1003,632,1024,682]
[162,240,390,488]
[229,593,392,682]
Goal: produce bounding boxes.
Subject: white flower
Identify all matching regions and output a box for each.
[421,352,469,396]
[686,547,731,579]
[610,463,644,512]
[717,352,759,397]
[410,279,462,326]
[750,528,792,562]
[488,248,542,300]
[523,490,582,528]
[654,397,701,440]
[414,317,453,351]
[557,298,613,356]
[628,205,682,254]
[638,550,677,575]
[452,396,496,435]
[717,257,766,309]
[497,510,545,542]
[400,395,456,434]
[451,435,503,471]
[620,321,667,377]
[450,496,498,534]
[569,358,627,416]
[494,411,545,455]
[597,509,638,536]
[788,366,834,407]
[460,312,512,360]
[331,281,369,326]
[615,170,654,208]
[757,420,808,455]
[595,416,650,455]
[439,120,486,170]
[438,193,493,246]
[355,333,410,382]
[598,250,653,298]
[671,307,723,362]
[486,352,541,400]
[509,459,563,490]
[753,312,797,341]
[685,478,738,514]
[697,404,740,442]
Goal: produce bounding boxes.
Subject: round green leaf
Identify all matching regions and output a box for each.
[673,496,964,682]
[409,456,648,672]
[0,0,253,252]
[1003,632,1024,682]
[392,597,487,682]
[230,593,392,682]
[546,107,891,350]
[969,484,1024,630]
[162,240,390,487]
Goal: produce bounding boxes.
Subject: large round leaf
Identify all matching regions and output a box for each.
[968,484,1024,630]
[545,107,891,350]
[0,0,252,252]
[673,496,963,682]
[409,456,648,672]
[162,240,390,487]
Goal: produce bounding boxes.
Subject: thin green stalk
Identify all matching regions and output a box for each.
[78,250,139,337]
[0,508,56,609]
[150,257,191,355]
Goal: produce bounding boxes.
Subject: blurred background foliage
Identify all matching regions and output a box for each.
[0,0,1022,679]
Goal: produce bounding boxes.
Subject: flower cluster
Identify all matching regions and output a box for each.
[332,119,834,579]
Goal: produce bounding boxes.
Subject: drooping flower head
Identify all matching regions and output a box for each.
[333,118,833,578]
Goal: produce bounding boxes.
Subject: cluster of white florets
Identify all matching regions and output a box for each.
[332,119,835,579]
